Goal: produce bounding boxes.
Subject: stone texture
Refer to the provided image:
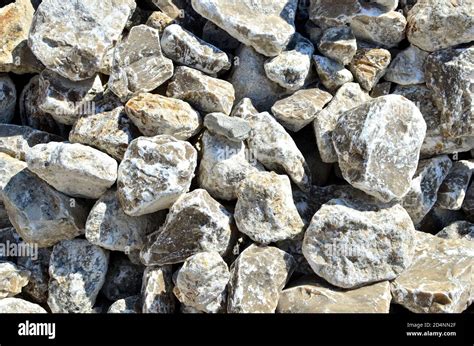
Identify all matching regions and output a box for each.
[141,265,175,313]
[0,74,16,124]
[108,295,142,313]
[349,48,391,91]
[0,261,30,298]
[309,0,362,29]
[0,297,47,313]
[463,183,474,222]
[384,45,429,85]
[313,55,353,92]
[437,221,474,241]
[318,26,357,66]
[17,247,51,304]
[117,135,197,216]
[146,11,176,34]
[437,160,474,210]
[203,113,251,141]
[101,254,143,301]
[302,198,416,288]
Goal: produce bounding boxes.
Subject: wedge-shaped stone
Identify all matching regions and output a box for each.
[349,48,391,91]
[142,265,175,313]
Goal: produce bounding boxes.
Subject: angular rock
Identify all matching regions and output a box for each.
[117,135,197,216]
[437,221,474,242]
[349,48,391,91]
[173,251,230,313]
[167,66,235,115]
[333,95,426,202]
[318,26,357,66]
[29,0,136,81]
[0,297,47,313]
[384,45,429,85]
[26,142,118,199]
[313,55,353,92]
[146,11,176,34]
[227,245,295,313]
[16,247,51,304]
[235,172,304,244]
[203,113,251,141]
[48,239,109,313]
[0,74,16,124]
[302,198,416,288]
[191,0,297,57]
[309,0,362,29]
[0,261,30,298]
[161,24,231,74]
[437,160,474,210]
[125,93,202,140]
[109,25,174,102]
[102,254,143,301]
[142,265,175,313]
[108,295,142,313]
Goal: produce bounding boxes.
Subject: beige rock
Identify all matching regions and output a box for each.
[318,26,357,66]
[0,298,47,313]
[349,48,391,91]
[0,261,30,298]
[146,11,176,34]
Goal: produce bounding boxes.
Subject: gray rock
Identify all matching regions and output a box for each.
[370,81,392,98]
[349,48,391,91]
[141,265,175,313]
[0,74,16,124]
[437,160,474,210]
[318,26,357,66]
[17,247,51,304]
[0,297,47,313]
[385,45,429,85]
[313,55,353,92]
[146,11,176,34]
[108,295,142,313]
[203,113,251,142]
[437,221,474,241]
[463,183,474,222]
[309,0,362,29]
[0,261,30,298]
[102,254,144,301]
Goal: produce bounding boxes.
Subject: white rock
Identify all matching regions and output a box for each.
[384,45,429,85]
[0,298,47,313]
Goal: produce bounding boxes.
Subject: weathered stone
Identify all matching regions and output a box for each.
[349,48,391,91]
[318,26,357,66]
[141,265,175,313]
[26,142,118,199]
[204,113,251,142]
[140,189,233,265]
[70,107,136,161]
[302,198,416,288]
[29,0,136,81]
[102,254,143,301]
[125,93,202,140]
[309,0,362,29]
[385,45,428,85]
[463,183,474,222]
[277,277,391,313]
[271,88,332,132]
[161,24,231,74]
[235,172,304,244]
[0,74,16,124]
[437,221,474,241]
[173,251,230,313]
[333,95,426,202]
[402,155,453,224]
[117,135,197,216]
[406,0,474,52]
[109,25,174,102]
[0,261,30,298]
[48,239,109,313]
[437,160,474,210]
[0,297,47,313]
[313,55,353,92]
[232,98,311,191]
[391,231,474,313]
[167,66,235,115]
[146,11,175,34]
[108,295,142,313]
[202,21,241,52]
[191,0,297,57]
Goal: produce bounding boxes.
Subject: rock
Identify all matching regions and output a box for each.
[271,88,332,132]
[202,21,241,52]
[198,130,260,201]
[29,0,135,81]
[351,6,407,48]
[0,227,20,262]
[37,70,104,126]
[370,81,392,98]
[264,34,314,91]
[349,48,391,91]
[141,265,175,313]
[232,98,311,191]
[313,55,353,92]
[402,155,453,224]
[191,0,297,57]
[425,47,474,138]
[277,277,391,313]
[48,239,109,313]
[125,93,202,140]
[437,221,474,241]
[318,26,357,66]
[437,160,474,210]
[314,83,370,163]
[70,107,137,161]
[333,95,426,202]
[463,183,474,222]
[146,11,176,34]
[406,0,474,52]
[1,158,89,248]
[167,66,235,115]
[203,113,251,141]
[0,261,30,298]
[309,0,362,29]
[368,0,399,11]
[161,24,231,74]
[108,295,142,313]
[85,189,162,252]
[109,25,174,102]
[0,74,16,124]
[384,45,429,85]
[0,297,47,313]
[302,198,416,288]
[140,189,234,266]
[391,231,474,313]
[235,172,304,244]
[26,142,118,199]
[117,135,197,216]
[227,244,295,313]
[17,248,51,304]
[102,254,143,301]
[173,251,230,313]
[419,206,467,234]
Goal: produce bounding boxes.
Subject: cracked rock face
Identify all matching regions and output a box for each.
[142,265,175,313]
[101,254,143,301]
[318,26,357,66]
[349,48,391,91]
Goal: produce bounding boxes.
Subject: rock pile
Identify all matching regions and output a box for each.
[0,0,472,314]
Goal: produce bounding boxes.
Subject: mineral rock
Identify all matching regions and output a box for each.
[437,160,474,210]
[235,172,304,244]
[29,0,136,81]
[0,74,16,123]
[384,45,428,85]
[318,26,357,66]
[191,0,297,57]
[102,254,143,301]
[0,261,30,298]
[48,239,109,313]
[463,183,474,222]
[271,88,332,132]
[17,248,51,304]
[173,251,230,313]
[437,221,474,241]
[142,265,175,313]
[203,113,251,141]
[108,295,142,313]
[161,24,231,74]
[302,198,416,288]
[146,11,176,34]
[117,135,197,216]
[125,93,202,140]
[0,298,47,313]
[167,66,235,115]
[349,48,391,91]
[140,189,234,265]
[313,55,353,92]
[406,0,474,52]
[309,0,362,29]
[109,25,174,102]
[26,142,118,199]
[391,231,474,313]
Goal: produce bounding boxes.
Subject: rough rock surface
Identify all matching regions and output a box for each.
[318,26,357,66]
[437,221,474,241]
[384,45,428,85]
[141,265,175,313]
[309,0,362,29]
[0,298,47,313]
[0,261,30,298]
[203,113,251,141]
[349,48,391,91]
[101,254,143,301]
[313,55,353,91]
[0,75,16,124]
[437,160,474,210]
